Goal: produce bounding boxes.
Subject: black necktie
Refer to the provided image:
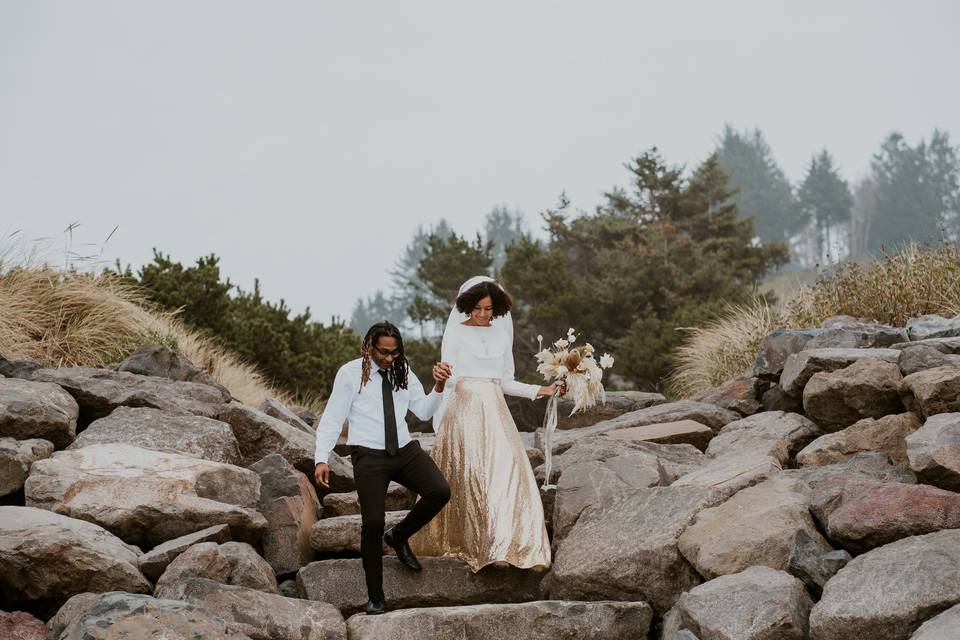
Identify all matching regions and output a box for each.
[378,369,399,456]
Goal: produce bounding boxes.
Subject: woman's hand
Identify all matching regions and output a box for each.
[537,382,565,398]
[432,361,453,392]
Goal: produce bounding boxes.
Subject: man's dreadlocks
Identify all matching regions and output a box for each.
[360,321,409,392]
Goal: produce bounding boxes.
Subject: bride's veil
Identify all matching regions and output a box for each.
[433,275,514,431]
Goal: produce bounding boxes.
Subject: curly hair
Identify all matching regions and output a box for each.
[360,321,409,391]
[455,280,513,318]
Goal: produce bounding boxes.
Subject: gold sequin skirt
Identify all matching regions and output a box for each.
[410,378,551,572]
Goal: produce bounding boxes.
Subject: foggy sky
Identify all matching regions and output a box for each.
[2,1,958,322]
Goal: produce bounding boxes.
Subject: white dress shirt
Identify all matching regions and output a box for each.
[314,358,442,463]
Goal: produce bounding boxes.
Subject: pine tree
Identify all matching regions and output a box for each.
[484,206,526,273]
[798,150,853,263]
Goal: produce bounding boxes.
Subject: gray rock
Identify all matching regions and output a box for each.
[544,486,725,614]
[0,354,42,380]
[806,321,908,350]
[788,451,918,486]
[803,358,905,431]
[604,419,715,451]
[898,344,960,376]
[25,443,266,547]
[556,390,665,429]
[779,348,901,397]
[326,451,356,493]
[0,437,53,497]
[31,366,230,421]
[346,600,653,640]
[705,411,822,463]
[68,406,242,465]
[750,328,822,380]
[901,366,960,418]
[911,603,960,639]
[116,343,220,388]
[907,313,960,341]
[297,557,542,614]
[321,484,413,518]
[259,397,314,434]
[0,506,150,615]
[218,401,316,475]
[786,529,851,598]
[545,401,740,454]
[309,511,407,554]
[678,475,832,579]
[796,412,920,467]
[138,524,232,580]
[760,384,804,413]
[0,378,79,448]
[155,577,346,640]
[535,435,700,486]
[671,452,783,500]
[46,592,100,640]
[693,376,762,416]
[809,475,960,553]
[660,566,814,640]
[893,336,960,354]
[56,592,250,640]
[155,541,280,594]
[249,453,321,574]
[906,412,960,491]
[809,529,960,640]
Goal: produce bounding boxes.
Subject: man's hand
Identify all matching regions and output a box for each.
[432,361,453,392]
[314,462,330,489]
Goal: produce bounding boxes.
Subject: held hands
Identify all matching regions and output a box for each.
[432,361,453,391]
[314,463,330,489]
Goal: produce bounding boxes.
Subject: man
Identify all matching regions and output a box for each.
[314,321,452,615]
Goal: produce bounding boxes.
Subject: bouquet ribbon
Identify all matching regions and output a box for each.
[540,387,561,489]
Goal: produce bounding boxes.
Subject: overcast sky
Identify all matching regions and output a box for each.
[2,1,958,322]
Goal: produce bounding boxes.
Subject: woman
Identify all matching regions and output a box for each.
[410,275,556,572]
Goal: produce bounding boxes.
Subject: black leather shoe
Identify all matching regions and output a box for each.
[384,527,422,572]
[366,599,386,615]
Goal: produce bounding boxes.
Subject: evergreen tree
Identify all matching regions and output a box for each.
[409,232,493,332]
[349,290,402,334]
[484,205,526,273]
[716,125,805,246]
[798,150,853,263]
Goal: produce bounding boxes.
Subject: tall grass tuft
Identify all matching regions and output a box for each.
[0,263,301,409]
[669,242,960,397]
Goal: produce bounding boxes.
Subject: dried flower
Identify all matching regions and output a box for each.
[554,338,569,349]
[600,353,615,369]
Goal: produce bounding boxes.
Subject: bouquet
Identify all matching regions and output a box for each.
[535,328,614,488]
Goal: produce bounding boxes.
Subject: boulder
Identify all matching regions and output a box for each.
[750,328,822,380]
[54,592,250,640]
[297,557,542,614]
[604,420,714,451]
[788,451,918,487]
[25,443,266,547]
[898,344,960,376]
[692,376,761,416]
[0,355,42,380]
[0,437,53,497]
[155,577,346,640]
[346,600,653,640]
[309,511,407,554]
[249,454,321,574]
[543,486,725,613]
[779,348,901,397]
[31,366,230,421]
[911,603,960,640]
[704,411,822,463]
[68,406,242,465]
[786,529,851,598]
[893,336,960,354]
[115,343,220,388]
[670,452,783,500]
[803,358,904,430]
[805,321,908,350]
[545,401,740,454]
[901,366,960,418]
[796,412,920,467]
[810,475,960,552]
[809,529,960,640]
[760,384,804,413]
[46,592,99,640]
[556,391,665,429]
[661,566,814,640]
[0,378,78,448]
[155,541,280,594]
[905,413,960,491]
[138,524,232,581]
[678,475,832,579]
[906,313,960,341]
[259,397,314,434]
[322,484,414,518]
[218,401,316,475]
[0,610,46,640]
[0,507,150,615]
[326,452,356,493]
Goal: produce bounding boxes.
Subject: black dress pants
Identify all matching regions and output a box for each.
[351,439,450,601]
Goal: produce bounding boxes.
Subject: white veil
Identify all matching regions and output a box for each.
[433,275,514,431]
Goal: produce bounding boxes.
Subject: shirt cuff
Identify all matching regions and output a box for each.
[315,453,330,464]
